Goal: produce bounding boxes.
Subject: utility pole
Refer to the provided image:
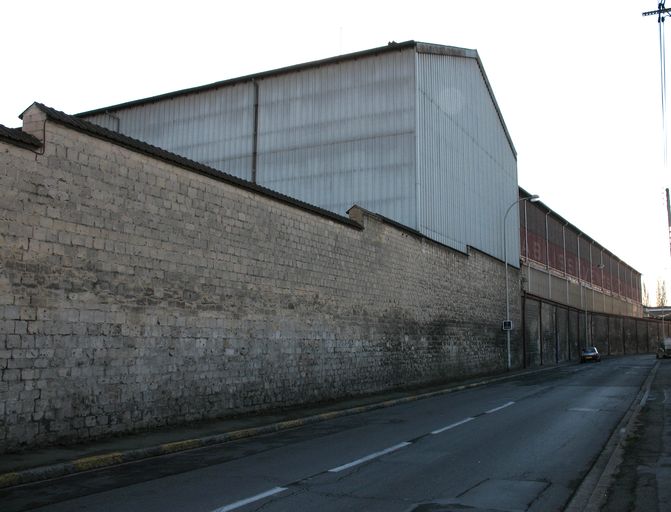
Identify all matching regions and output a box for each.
[667,188,671,255]
[642,2,671,20]
[644,3,671,255]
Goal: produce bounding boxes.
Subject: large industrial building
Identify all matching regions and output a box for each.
[79,41,520,266]
[520,193,641,316]
[0,41,650,452]
[78,39,647,357]
[79,39,643,320]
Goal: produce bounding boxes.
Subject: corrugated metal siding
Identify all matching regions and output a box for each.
[84,83,256,181]
[416,53,518,259]
[255,50,417,223]
[81,45,523,260]
[550,274,567,304]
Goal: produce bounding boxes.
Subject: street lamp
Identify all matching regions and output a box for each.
[503,194,540,370]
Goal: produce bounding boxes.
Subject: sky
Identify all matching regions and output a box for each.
[2,0,669,303]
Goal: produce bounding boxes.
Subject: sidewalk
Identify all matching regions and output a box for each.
[599,359,671,511]
[0,366,550,490]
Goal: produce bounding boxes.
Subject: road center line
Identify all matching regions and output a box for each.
[431,417,475,434]
[485,401,515,414]
[212,487,287,512]
[328,442,411,473]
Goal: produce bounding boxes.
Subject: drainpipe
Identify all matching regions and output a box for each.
[599,249,606,313]
[545,212,551,299]
[563,222,569,305]
[525,201,531,290]
[555,308,559,364]
[522,294,527,369]
[577,233,584,348]
[589,241,594,313]
[251,80,260,184]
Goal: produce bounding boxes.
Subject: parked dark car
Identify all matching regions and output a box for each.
[580,346,601,363]
[656,338,671,359]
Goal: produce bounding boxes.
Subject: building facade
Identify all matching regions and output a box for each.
[520,192,642,316]
[517,190,644,366]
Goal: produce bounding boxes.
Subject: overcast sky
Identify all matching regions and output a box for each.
[2,1,669,302]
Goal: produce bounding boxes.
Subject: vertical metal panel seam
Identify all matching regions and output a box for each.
[414,49,421,233]
[251,80,259,184]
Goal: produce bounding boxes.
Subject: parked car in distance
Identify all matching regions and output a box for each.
[580,346,601,363]
[656,338,671,359]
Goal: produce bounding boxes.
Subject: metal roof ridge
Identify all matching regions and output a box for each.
[75,40,422,117]
[74,40,500,118]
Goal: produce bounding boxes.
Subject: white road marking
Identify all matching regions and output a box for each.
[431,417,475,435]
[569,407,600,412]
[328,442,411,473]
[212,487,287,512]
[485,401,515,414]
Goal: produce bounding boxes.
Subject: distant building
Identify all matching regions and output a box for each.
[645,306,671,318]
[520,190,642,318]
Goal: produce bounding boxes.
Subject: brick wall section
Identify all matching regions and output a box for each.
[0,110,519,452]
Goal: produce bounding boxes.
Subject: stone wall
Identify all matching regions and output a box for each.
[0,106,518,452]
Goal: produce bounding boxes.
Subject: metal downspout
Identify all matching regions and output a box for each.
[545,212,551,298]
[589,241,594,313]
[251,80,260,184]
[563,223,568,306]
[555,308,559,364]
[539,300,543,366]
[522,294,527,368]
[525,201,531,288]
[414,54,421,236]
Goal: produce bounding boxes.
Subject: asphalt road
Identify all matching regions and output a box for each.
[1,355,655,512]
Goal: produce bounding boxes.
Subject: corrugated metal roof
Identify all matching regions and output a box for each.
[76,42,420,115]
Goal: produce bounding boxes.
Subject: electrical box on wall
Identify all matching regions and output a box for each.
[502,320,513,331]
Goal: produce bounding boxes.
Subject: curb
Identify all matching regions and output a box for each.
[0,365,559,490]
